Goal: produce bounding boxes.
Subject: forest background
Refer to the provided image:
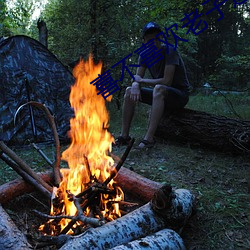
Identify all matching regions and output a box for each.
[1,0,250,94]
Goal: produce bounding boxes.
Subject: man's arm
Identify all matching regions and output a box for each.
[129,66,146,102]
[134,64,176,87]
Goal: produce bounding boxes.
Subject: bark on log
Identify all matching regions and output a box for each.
[110,228,185,250]
[114,167,162,203]
[59,187,195,250]
[0,204,32,249]
[155,108,250,154]
[59,202,166,250]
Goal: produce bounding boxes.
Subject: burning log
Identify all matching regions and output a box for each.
[0,204,32,249]
[110,228,185,250]
[156,108,250,154]
[59,185,195,250]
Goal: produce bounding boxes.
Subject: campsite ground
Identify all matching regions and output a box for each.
[0,94,249,249]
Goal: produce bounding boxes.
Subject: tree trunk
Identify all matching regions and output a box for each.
[0,204,32,249]
[155,108,250,154]
[37,19,48,47]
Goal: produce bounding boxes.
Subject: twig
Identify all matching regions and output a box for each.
[32,143,53,167]
[59,192,104,235]
[72,194,104,227]
[0,141,52,194]
[83,155,92,180]
[0,151,51,199]
[27,193,50,209]
[103,138,135,186]
[33,209,74,220]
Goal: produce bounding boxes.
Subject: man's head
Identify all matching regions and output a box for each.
[142,22,162,39]
[142,22,162,48]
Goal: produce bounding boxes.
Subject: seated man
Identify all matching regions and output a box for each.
[116,22,191,148]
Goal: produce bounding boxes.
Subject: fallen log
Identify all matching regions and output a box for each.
[155,108,250,154]
[59,186,195,250]
[0,204,32,249]
[110,228,185,250]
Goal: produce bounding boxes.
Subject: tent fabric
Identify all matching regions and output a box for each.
[0,35,75,144]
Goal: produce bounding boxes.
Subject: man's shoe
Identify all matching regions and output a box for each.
[136,139,155,149]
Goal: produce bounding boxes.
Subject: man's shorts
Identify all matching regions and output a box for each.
[140,86,189,112]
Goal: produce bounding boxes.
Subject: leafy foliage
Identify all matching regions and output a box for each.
[2,0,250,91]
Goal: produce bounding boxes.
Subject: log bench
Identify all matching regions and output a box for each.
[155,108,250,154]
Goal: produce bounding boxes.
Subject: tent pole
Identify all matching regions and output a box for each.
[24,78,38,142]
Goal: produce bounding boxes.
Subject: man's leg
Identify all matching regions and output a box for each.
[120,87,136,138]
[139,85,166,146]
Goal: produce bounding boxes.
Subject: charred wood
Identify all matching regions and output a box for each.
[104,138,135,186]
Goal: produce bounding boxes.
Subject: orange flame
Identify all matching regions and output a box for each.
[44,55,123,234]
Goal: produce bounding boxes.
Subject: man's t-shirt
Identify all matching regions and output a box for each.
[138,46,191,92]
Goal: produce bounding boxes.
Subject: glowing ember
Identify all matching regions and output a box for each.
[40,55,124,235]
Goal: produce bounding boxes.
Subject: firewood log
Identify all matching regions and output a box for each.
[115,166,162,202]
[59,187,195,250]
[110,228,186,250]
[0,204,32,249]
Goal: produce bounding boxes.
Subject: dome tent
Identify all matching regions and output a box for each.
[0,35,74,145]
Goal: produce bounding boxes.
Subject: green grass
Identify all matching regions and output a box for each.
[0,94,249,249]
[108,94,250,249]
[186,94,250,120]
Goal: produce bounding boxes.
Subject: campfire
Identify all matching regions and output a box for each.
[0,55,196,249]
[38,55,128,236]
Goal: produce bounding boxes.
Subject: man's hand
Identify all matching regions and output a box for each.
[134,75,143,83]
[130,82,141,102]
